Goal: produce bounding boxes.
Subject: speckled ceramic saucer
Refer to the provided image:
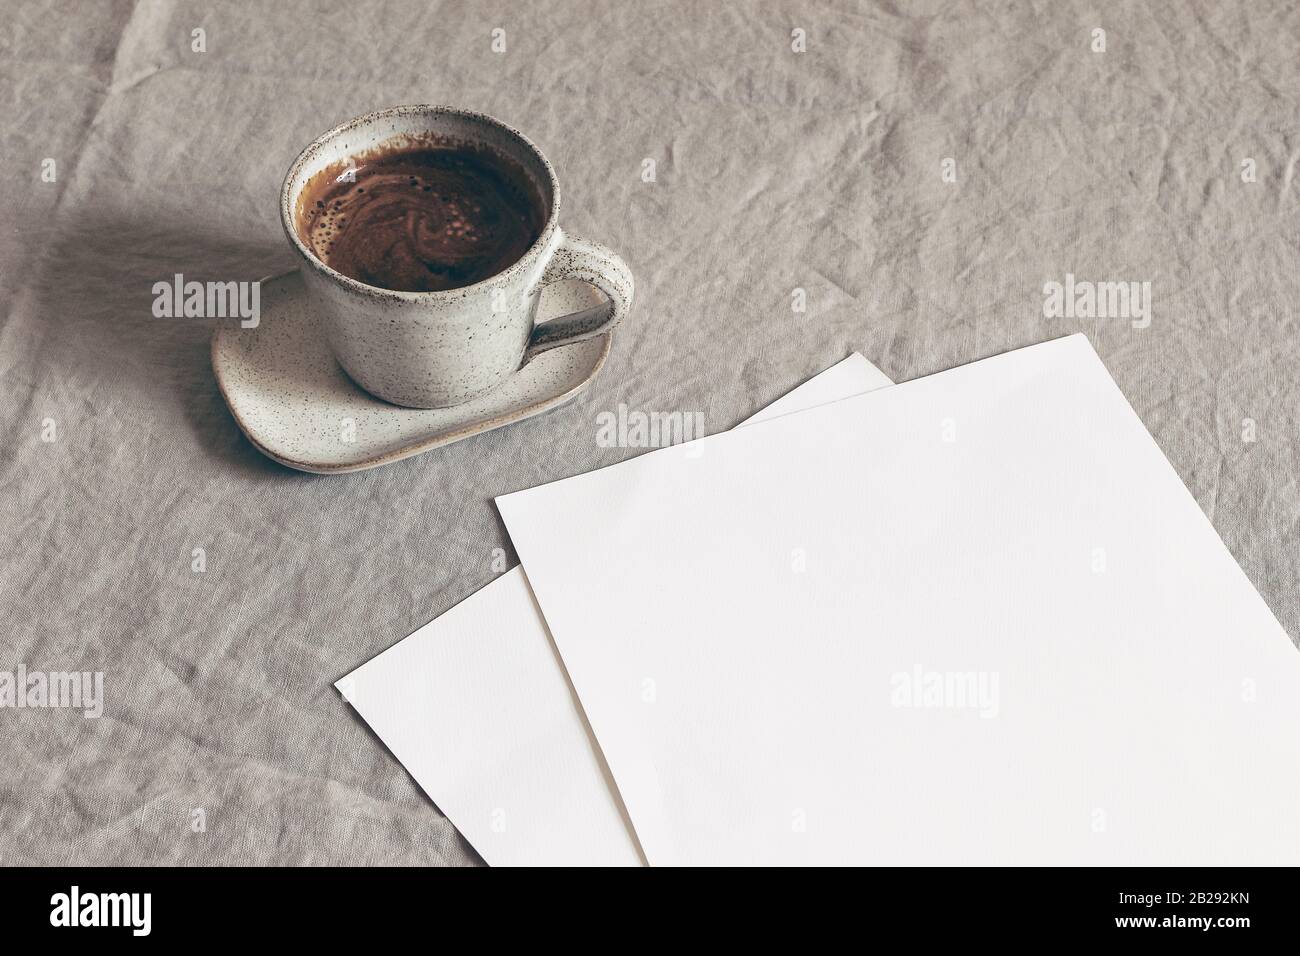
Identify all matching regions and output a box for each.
[212,270,612,474]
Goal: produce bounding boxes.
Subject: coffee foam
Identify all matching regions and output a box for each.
[295,142,545,293]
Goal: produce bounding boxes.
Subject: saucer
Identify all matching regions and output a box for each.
[212,270,612,474]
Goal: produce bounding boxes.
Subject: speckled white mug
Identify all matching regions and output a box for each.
[281,105,633,409]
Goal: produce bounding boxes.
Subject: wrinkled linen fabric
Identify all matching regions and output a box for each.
[1,0,1297,865]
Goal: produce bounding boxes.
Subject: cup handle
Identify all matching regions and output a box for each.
[523,230,634,364]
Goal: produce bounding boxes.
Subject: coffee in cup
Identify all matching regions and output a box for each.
[280,105,633,409]
[295,145,546,294]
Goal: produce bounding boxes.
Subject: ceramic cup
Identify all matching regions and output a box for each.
[281,105,633,409]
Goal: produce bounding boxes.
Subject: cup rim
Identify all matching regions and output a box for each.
[279,104,561,302]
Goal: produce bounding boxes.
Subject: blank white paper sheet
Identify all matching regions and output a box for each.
[337,353,895,866]
[497,334,1300,866]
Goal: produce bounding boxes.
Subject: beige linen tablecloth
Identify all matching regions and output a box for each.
[1,0,1296,864]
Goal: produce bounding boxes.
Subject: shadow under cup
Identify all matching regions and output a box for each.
[280,106,565,409]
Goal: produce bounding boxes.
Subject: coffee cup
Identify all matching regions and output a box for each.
[280,105,633,409]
